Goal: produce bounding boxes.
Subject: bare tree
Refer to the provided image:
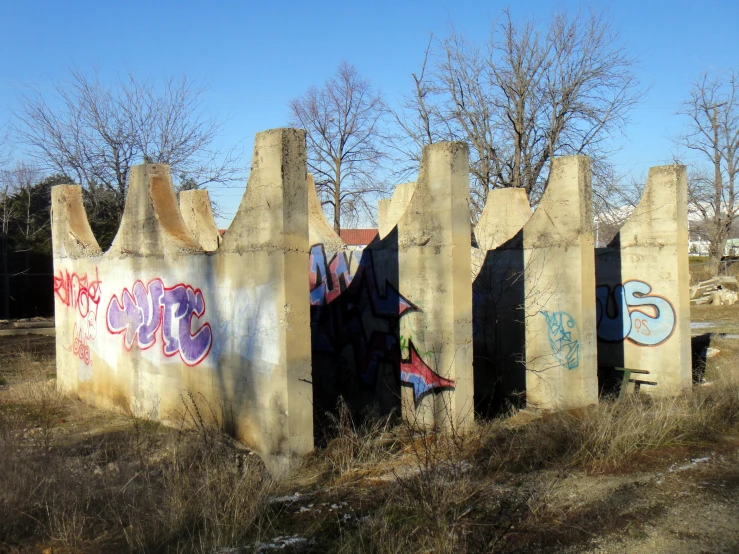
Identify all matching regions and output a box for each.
[390,9,641,221]
[15,69,242,246]
[289,62,387,234]
[677,71,739,273]
[0,162,40,243]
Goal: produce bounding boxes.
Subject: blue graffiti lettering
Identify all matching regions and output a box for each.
[596,280,675,347]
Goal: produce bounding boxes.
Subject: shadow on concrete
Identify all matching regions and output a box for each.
[595,233,626,398]
[472,232,526,419]
[309,230,402,445]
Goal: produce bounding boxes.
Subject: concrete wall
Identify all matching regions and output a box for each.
[595,165,691,394]
[378,182,415,239]
[53,124,689,461]
[52,128,313,472]
[472,188,531,278]
[309,143,474,431]
[180,189,222,252]
[473,157,598,413]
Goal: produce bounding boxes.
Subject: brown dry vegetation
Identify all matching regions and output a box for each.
[1,334,739,553]
[689,257,739,285]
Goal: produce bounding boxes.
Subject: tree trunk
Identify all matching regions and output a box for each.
[333,161,341,235]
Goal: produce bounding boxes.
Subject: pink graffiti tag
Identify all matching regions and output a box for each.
[106,279,212,366]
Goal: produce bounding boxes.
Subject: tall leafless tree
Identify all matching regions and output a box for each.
[677,71,739,274]
[15,69,242,246]
[289,62,387,234]
[390,9,641,222]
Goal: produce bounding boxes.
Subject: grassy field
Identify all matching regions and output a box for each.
[1,320,739,553]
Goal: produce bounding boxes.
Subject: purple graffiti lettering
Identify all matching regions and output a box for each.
[106,278,212,366]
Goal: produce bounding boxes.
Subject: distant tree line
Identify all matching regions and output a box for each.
[0,164,62,318]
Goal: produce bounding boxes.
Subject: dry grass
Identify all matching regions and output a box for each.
[0,354,275,553]
[689,257,739,285]
[2,335,739,553]
[326,368,739,554]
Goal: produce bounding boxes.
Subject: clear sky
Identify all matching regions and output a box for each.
[2,0,739,227]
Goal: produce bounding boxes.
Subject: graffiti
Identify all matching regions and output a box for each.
[309,246,354,305]
[106,278,212,366]
[70,323,91,365]
[54,268,101,318]
[55,268,101,366]
[540,311,580,370]
[596,280,675,346]
[309,244,454,405]
[400,341,455,402]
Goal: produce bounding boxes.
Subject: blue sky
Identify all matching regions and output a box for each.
[2,0,739,227]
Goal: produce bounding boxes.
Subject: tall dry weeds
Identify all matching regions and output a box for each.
[0,377,275,553]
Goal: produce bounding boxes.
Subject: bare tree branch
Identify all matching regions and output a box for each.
[14,69,244,247]
[388,8,642,222]
[676,70,739,273]
[289,62,388,233]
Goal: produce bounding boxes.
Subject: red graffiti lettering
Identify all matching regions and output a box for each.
[54,268,102,318]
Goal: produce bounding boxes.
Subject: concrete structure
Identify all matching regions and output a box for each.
[473,157,598,413]
[472,188,531,278]
[309,143,474,431]
[52,128,313,472]
[595,165,691,394]
[179,189,222,251]
[52,121,691,464]
[396,142,474,430]
[378,181,415,239]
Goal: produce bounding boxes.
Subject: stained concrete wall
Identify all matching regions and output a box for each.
[473,157,598,413]
[179,189,222,251]
[52,128,312,472]
[595,165,691,394]
[309,143,473,431]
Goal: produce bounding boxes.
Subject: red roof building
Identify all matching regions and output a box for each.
[339,228,379,247]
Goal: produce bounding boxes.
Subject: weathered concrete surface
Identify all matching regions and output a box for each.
[307,173,344,253]
[595,165,691,394]
[308,143,473,432]
[52,128,312,473]
[472,188,531,278]
[473,157,598,413]
[378,182,415,239]
[396,143,474,431]
[179,189,221,252]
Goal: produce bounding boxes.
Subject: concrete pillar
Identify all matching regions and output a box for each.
[107,164,201,257]
[396,142,474,431]
[473,157,598,413]
[523,157,598,410]
[216,128,313,469]
[179,189,221,252]
[595,165,691,394]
